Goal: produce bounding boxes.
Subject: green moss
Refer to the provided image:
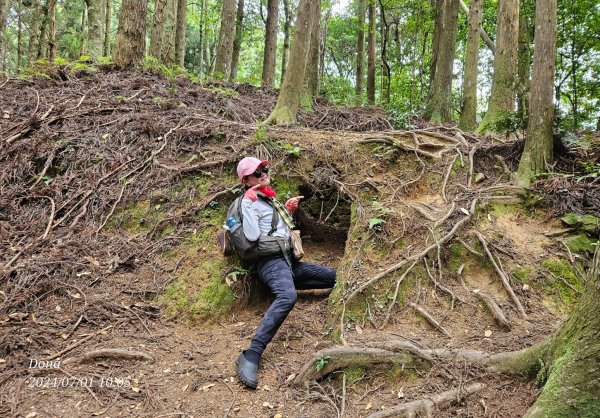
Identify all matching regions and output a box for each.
[189,271,236,319]
[512,266,533,284]
[384,363,421,383]
[566,234,597,254]
[541,258,584,306]
[488,202,521,218]
[343,367,365,385]
[561,213,600,234]
[448,243,467,272]
[110,200,165,233]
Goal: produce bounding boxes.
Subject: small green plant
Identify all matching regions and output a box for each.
[368,218,386,231]
[224,267,249,287]
[315,355,332,372]
[283,143,302,157]
[255,124,268,142]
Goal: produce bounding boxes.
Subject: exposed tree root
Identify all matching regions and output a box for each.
[62,349,155,365]
[475,232,528,319]
[366,382,486,418]
[293,347,416,387]
[472,290,511,329]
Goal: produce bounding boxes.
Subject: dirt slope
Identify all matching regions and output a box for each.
[1,67,595,418]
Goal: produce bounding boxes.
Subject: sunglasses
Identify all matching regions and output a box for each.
[250,166,269,178]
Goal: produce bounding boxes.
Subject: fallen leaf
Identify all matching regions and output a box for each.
[355,324,363,334]
[182,385,188,392]
[460,208,470,215]
[262,385,271,391]
[25,412,37,418]
[484,330,493,337]
[83,256,100,267]
[8,312,28,321]
[365,402,372,410]
[274,414,283,418]
[55,305,61,312]
[523,284,530,291]
[0,359,5,363]
[262,401,274,409]
[397,387,404,398]
[286,373,296,383]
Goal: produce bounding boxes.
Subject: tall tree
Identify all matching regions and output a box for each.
[379,0,391,105]
[355,0,366,104]
[103,0,111,56]
[423,0,459,123]
[303,0,321,103]
[516,11,531,121]
[516,0,557,183]
[213,0,236,79]
[174,0,187,67]
[280,0,291,84]
[366,0,376,104]
[112,0,147,68]
[477,0,520,133]
[149,0,177,64]
[262,0,278,87]
[265,0,314,125]
[0,0,9,70]
[229,0,244,81]
[86,0,104,57]
[458,0,484,131]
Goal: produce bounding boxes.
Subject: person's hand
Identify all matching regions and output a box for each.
[285,196,304,212]
[243,184,263,202]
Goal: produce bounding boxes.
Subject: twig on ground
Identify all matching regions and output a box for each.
[442,154,458,203]
[409,302,452,337]
[382,260,419,328]
[472,290,511,329]
[62,349,155,365]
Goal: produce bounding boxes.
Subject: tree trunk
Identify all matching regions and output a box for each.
[458,0,483,131]
[0,0,9,70]
[213,0,236,79]
[48,0,57,60]
[265,0,313,125]
[112,0,147,68]
[516,11,531,122]
[423,0,459,123]
[516,0,556,184]
[149,0,167,59]
[229,0,244,81]
[379,0,390,105]
[261,0,278,87]
[366,0,376,104]
[79,2,87,56]
[280,0,291,85]
[17,0,23,68]
[28,0,42,63]
[319,7,330,87]
[197,0,205,75]
[302,0,320,108]
[87,0,104,57]
[174,0,187,67]
[523,247,600,416]
[355,0,366,105]
[103,0,111,56]
[36,0,51,59]
[477,0,520,133]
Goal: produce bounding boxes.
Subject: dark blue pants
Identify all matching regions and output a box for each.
[248,255,336,356]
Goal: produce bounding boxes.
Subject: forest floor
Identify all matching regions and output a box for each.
[1,66,599,418]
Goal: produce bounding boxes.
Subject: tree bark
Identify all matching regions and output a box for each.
[17,0,23,68]
[0,0,9,70]
[36,0,53,59]
[516,12,531,121]
[79,2,87,56]
[458,0,483,131]
[280,0,291,84]
[261,0,278,87]
[149,0,167,59]
[265,0,313,125]
[458,0,495,54]
[174,0,187,67]
[213,0,236,79]
[112,0,147,68]
[103,0,111,56]
[366,0,376,104]
[355,0,366,105]
[477,0,520,133]
[197,0,205,75]
[379,0,390,105]
[86,0,104,57]
[27,0,42,63]
[516,0,556,183]
[229,0,244,81]
[302,0,320,106]
[48,0,56,60]
[423,0,459,123]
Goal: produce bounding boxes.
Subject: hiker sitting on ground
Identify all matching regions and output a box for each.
[234,156,336,389]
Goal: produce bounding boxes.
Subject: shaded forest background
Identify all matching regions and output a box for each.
[0,0,598,133]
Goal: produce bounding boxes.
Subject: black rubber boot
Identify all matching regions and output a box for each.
[236,352,258,389]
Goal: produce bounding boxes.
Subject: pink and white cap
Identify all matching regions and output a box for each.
[236,156,269,181]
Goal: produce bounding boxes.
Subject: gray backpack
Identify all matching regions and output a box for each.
[217,195,291,262]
